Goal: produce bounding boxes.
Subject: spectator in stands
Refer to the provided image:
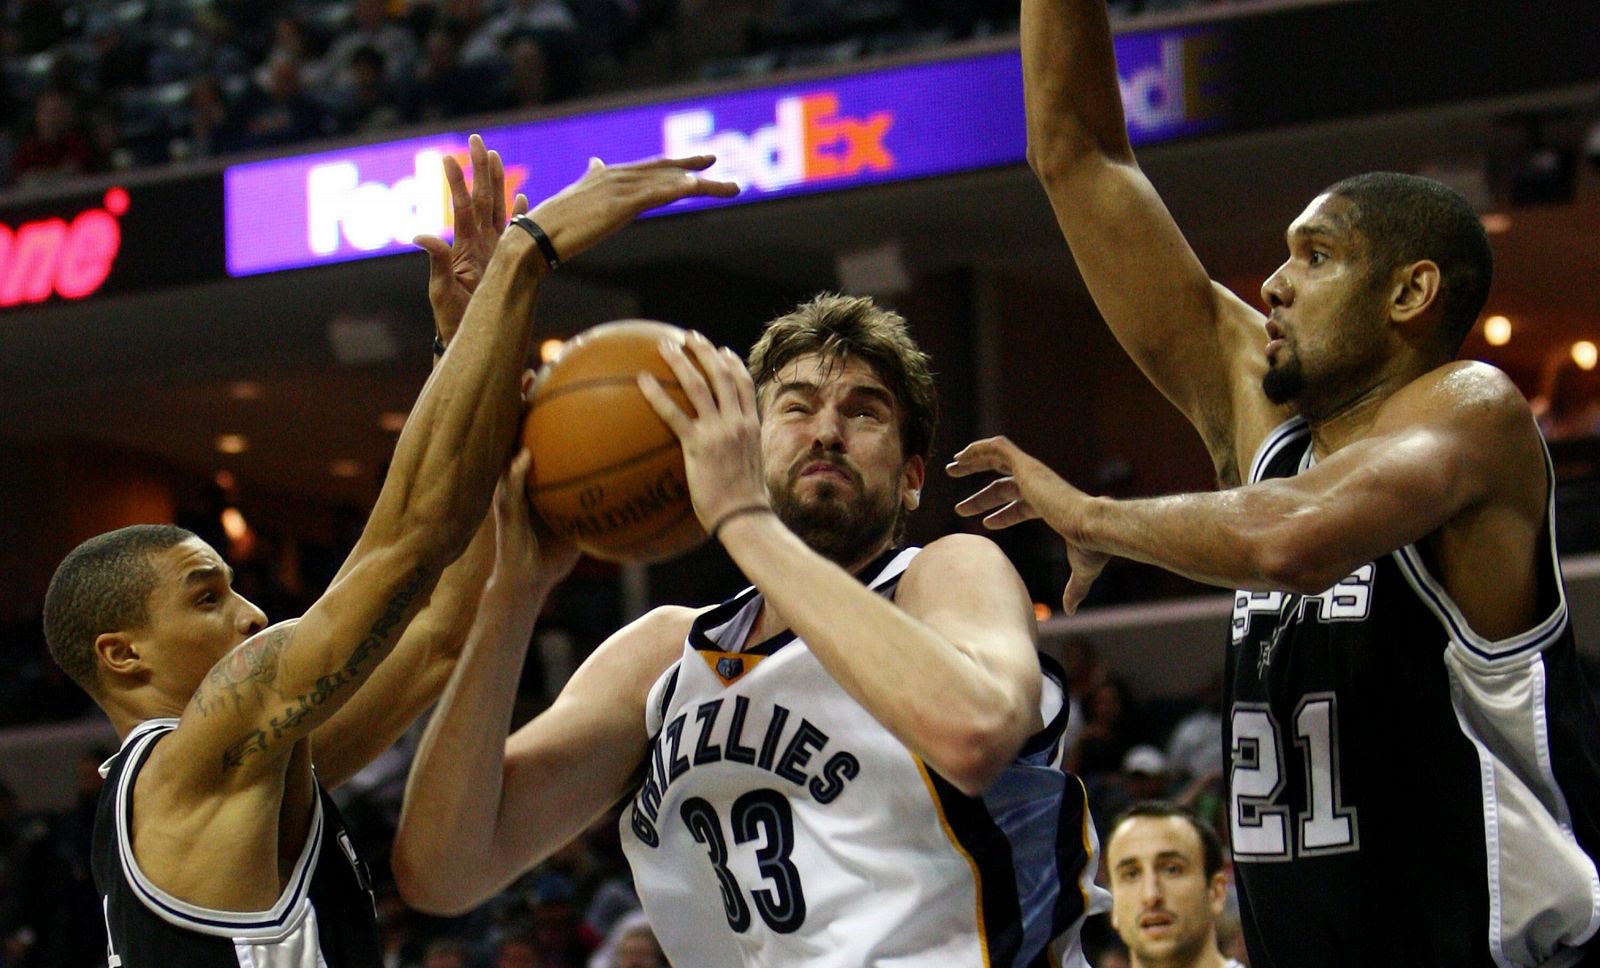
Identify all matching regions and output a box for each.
[90,22,150,94]
[587,911,665,968]
[180,72,240,160]
[495,929,544,968]
[255,14,326,95]
[0,779,28,962]
[1090,743,1172,836]
[324,0,421,91]
[1104,801,1244,968]
[413,25,497,122]
[1164,672,1224,784]
[12,87,97,186]
[1068,673,1140,775]
[462,0,577,66]
[423,937,472,968]
[11,749,107,967]
[333,45,407,134]
[236,55,331,149]
[6,0,67,57]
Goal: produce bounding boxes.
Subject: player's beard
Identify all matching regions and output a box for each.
[1261,350,1305,405]
[771,452,899,569]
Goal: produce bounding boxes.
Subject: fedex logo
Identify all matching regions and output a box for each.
[663,93,895,193]
[1119,34,1221,136]
[305,148,528,255]
[0,187,125,308]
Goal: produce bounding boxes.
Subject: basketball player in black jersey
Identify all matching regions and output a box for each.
[946,1,1600,965]
[39,139,736,967]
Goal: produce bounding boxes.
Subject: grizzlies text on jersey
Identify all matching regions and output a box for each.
[622,547,1110,967]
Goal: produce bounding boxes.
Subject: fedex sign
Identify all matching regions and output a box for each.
[663,93,894,192]
[0,187,126,309]
[226,32,1225,277]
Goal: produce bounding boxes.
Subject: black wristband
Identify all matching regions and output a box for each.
[510,215,561,270]
[431,333,447,356]
[710,504,774,542]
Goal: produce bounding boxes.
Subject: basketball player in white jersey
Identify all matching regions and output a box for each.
[394,294,1108,966]
[42,138,737,968]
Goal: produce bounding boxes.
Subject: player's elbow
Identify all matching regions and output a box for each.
[392,846,480,917]
[934,702,1034,797]
[1251,526,1345,597]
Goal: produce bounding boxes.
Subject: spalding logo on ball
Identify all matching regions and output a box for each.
[521,320,709,564]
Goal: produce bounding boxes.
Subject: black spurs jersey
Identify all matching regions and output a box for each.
[1226,418,1600,968]
[92,719,382,968]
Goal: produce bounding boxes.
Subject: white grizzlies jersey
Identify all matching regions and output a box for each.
[621,548,1110,967]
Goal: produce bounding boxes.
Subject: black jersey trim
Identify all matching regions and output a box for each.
[113,721,324,939]
[1018,655,1072,759]
[919,763,1026,967]
[1391,444,1569,662]
[1247,417,1310,486]
[686,547,917,657]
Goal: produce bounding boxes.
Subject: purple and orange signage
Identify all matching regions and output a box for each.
[225,31,1223,277]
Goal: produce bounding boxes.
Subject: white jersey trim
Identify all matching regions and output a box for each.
[1390,440,1568,664]
[1246,417,1310,485]
[112,719,323,941]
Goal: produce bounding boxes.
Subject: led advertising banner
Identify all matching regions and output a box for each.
[0,177,226,311]
[224,30,1225,277]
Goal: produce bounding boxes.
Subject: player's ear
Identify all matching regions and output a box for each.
[901,455,925,512]
[96,631,144,679]
[1208,870,1229,916]
[1387,258,1441,327]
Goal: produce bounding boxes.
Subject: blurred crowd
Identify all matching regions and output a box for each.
[0,0,1248,190]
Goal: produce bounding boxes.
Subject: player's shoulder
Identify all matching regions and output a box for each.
[900,534,1027,602]
[592,604,706,668]
[1387,360,1538,437]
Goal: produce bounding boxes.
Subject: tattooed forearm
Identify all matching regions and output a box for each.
[219,566,432,771]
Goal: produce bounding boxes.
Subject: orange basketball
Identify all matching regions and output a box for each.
[522,320,708,564]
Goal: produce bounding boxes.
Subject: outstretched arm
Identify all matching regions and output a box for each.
[163,154,740,790]
[310,136,521,789]
[392,458,688,913]
[950,363,1547,631]
[1023,0,1283,480]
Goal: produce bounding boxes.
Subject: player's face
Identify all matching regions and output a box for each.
[1260,193,1390,415]
[760,352,924,568]
[1107,816,1226,965]
[131,537,267,698]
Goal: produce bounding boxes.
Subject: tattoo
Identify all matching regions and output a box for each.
[196,625,292,716]
[219,566,433,772]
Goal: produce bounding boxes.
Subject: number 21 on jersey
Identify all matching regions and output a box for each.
[1231,692,1359,859]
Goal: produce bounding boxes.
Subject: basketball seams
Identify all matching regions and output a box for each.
[530,375,687,411]
[528,439,684,494]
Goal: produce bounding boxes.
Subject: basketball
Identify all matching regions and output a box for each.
[522,319,708,563]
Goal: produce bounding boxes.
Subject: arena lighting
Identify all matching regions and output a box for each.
[540,339,565,363]
[229,380,262,400]
[329,459,363,479]
[1480,212,1512,235]
[219,507,249,541]
[225,27,1225,277]
[1573,341,1598,371]
[215,434,249,455]
[1483,315,1512,346]
[378,411,408,432]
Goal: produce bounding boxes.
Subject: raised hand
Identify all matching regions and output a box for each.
[415,133,530,342]
[493,445,579,597]
[947,435,1110,614]
[528,156,739,266]
[635,331,770,535]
